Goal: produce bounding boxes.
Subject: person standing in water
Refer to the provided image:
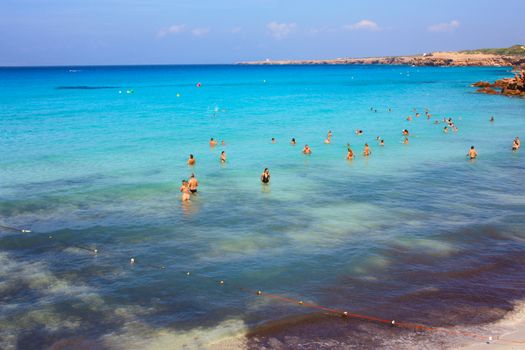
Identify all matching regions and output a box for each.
[271,137,276,144]
[188,174,199,193]
[512,137,520,151]
[363,143,371,157]
[220,151,226,163]
[210,138,218,147]
[346,145,354,160]
[468,146,478,160]
[188,154,196,166]
[261,168,270,183]
[325,130,332,144]
[180,180,191,201]
[303,144,312,154]
[291,138,296,145]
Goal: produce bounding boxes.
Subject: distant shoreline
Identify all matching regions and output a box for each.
[240,50,525,67]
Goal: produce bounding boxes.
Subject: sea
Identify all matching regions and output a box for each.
[1,65,524,349]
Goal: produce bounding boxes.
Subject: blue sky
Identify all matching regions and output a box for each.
[1,0,524,66]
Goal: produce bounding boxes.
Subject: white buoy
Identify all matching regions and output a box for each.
[21,229,31,233]
[130,258,135,264]
[186,272,191,276]
[343,311,348,317]
[391,320,396,325]
[219,280,224,285]
[489,336,493,341]
[256,290,262,295]
[298,301,304,305]
[93,249,98,254]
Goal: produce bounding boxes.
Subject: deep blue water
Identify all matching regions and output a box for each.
[1,65,525,349]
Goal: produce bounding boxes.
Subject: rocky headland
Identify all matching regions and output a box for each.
[240,45,525,67]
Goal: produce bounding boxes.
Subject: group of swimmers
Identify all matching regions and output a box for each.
[179,110,520,200]
[180,173,199,201]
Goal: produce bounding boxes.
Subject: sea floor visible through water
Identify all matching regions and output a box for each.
[1,64,525,349]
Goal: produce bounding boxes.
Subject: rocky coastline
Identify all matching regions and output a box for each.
[240,51,525,67]
[472,70,525,97]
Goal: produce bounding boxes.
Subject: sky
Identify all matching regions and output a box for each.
[1,0,524,66]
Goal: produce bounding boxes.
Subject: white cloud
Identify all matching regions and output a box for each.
[231,27,242,34]
[343,19,380,31]
[191,27,210,37]
[157,24,186,38]
[428,20,460,33]
[266,21,297,39]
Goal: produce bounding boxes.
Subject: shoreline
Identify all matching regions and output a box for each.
[206,301,525,349]
[461,301,525,349]
[240,51,525,67]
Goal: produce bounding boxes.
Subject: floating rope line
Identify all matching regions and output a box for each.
[240,288,525,345]
[5,228,525,346]
[0,224,31,233]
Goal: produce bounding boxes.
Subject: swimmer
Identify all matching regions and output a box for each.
[220,151,226,163]
[221,140,225,146]
[291,138,296,145]
[261,168,270,183]
[271,137,276,144]
[403,137,409,144]
[355,129,363,136]
[327,130,333,138]
[380,139,385,146]
[363,143,371,157]
[180,180,191,201]
[490,116,494,122]
[210,138,218,147]
[188,154,196,166]
[512,137,520,151]
[407,116,412,121]
[402,129,409,136]
[376,136,381,141]
[388,108,392,112]
[324,138,331,144]
[303,144,312,154]
[188,173,199,193]
[468,146,478,160]
[346,146,354,160]
[434,120,439,124]
[443,126,448,133]
[427,114,431,120]
[416,113,420,118]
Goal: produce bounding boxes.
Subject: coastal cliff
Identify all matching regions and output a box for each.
[240,45,525,67]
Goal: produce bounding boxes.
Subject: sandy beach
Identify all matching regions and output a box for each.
[462,302,525,349]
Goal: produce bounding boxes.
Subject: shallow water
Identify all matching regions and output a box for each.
[1,65,525,349]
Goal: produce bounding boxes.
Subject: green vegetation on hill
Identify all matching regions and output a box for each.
[460,45,525,56]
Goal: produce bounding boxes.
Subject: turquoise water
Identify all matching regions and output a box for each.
[1,65,525,349]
